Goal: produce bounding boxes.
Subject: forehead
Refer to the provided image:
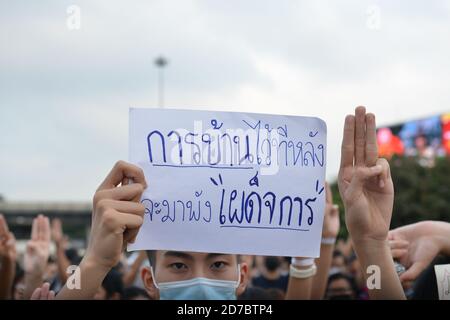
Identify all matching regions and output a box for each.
[156,251,236,262]
[329,278,352,289]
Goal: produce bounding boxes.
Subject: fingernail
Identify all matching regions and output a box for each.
[379,179,385,188]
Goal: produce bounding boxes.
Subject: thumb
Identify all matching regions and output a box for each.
[346,165,383,200]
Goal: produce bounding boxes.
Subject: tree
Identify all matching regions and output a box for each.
[332,156,450,238]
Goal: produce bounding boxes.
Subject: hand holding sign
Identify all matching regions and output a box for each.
[128,108,327,257]
[86,161,147,272]
[56,161,147,300]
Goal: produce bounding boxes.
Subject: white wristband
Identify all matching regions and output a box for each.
[321,237,336,245]
[291,257,314,267]
[289,263,317,279]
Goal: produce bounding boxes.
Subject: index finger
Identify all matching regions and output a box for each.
[98,161,147,191]
[340,115,355,169]
[31,217,38,241]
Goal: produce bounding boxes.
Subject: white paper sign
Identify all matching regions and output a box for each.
[434,264,450,300]
[128,108,327,257]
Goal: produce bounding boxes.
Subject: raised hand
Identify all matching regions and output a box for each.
[0,214,17,299]
[56,161,147,300]
[86,160,147,271]
[338,106,394,244]
[0,214,16,262]
[30,283,55,300]
[24,215,51,274]
[322,183,340,239]
[389,221,450,282]
[338,106,404,300]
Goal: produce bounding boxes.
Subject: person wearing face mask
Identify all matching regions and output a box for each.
[48,107,406,300]
[46,161,315,300]
[251,256,289,294]
[141,250,247,300]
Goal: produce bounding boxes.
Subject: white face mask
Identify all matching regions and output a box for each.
[151,265,241,300]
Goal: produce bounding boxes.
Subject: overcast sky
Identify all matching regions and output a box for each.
[1,0,449,201]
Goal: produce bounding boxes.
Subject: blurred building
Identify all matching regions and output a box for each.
[0,200,91,249]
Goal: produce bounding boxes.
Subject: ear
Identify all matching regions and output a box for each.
[236,262,249,297]
[141,266,160,300]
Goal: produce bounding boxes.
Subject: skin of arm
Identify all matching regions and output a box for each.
[51,219,71,284]
[338,106,405,300]
[56,161,147,300]
[55,240,71,284]
[285,262,313,300]
[311,183,340,299]
[311,243,334,299]
[285,183,339,300]
[0,214,17,300]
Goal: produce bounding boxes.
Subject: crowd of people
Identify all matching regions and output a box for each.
[1,106,449,300]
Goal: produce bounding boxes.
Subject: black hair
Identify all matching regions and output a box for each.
[146,250,156,267]
[238,287,284,300]
[332,249,344,258]
[121,286,150,300]
[102,269,124,299]
[326,272,359,296]
[65,248,82,265]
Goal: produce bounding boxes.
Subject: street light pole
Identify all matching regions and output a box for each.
[154,56,168,108]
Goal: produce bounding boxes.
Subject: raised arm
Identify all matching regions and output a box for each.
[51,218,72,285]
[311,183,340,299]
[338,106,405,300]
[56,161,146,300]
[0,214,17,300]
[285,258,314,300]
[23,215,51,300]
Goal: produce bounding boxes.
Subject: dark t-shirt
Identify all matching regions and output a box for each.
[252,274,289,292]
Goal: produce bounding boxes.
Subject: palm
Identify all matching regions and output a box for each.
[338,107,394,243]
[405,240,439,268]
[24,241,50,273]
[389,221,444,280]
[25,215,50,274]
[0,214,16,260]
[340,167,394,242]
